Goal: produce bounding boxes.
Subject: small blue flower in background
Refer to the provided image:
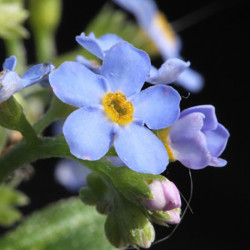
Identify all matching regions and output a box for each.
[54,159,91,192]
[158,105,229,169]
[50,41,183,174]
[113,0,204,92]
[76,32,190,85]
[0,56,54,103]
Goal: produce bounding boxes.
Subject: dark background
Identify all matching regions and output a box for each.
[0,0,249,249]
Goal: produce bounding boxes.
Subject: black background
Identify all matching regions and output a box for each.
[0,0,249,249]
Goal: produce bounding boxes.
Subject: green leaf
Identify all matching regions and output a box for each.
[0,198,116,250]
[0,3,29,39]
[92,160,165,205]
[0,185,29,227]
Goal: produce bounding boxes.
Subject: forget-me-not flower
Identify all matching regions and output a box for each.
[158,105,230,169]
[50,41,181,174]
[76,32,190,84]
[113,0,204,92]
[0,56,54,103]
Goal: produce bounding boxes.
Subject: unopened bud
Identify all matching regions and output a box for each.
[150,208,181,226]
[0,96,23,130]
[143,179,181,211]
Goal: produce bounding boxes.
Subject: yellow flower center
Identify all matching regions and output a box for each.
[102,92,134,125]
[157,127,176,162]
[153,12,177,45]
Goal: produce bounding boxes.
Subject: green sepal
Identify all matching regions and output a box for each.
[0,185,29,227]
[105,197,155,249]
[0,97,38,144]
[0,198,116,250]
[0,97,23,130]
[80,173,112,214]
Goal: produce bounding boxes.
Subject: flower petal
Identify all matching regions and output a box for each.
[75,55,101,74]
[181,105,218,131]
[147,58,190,84]
[204,123,229,157]
[113,0,157,28]
[105,156,125,167]
[169,112,204,142]
[2,56,17,71]
[114,122,168,174]
[171,132,210,169]
[49,61,107,108]
[0,71,21,103]
[21,63,54,88]
[209,157,227,167]
[132,85,181,129]
[63,107,114,161]
[54,159,91,192]
[101,42,151,97]
[176,68,204,92]
[76,32,123,60]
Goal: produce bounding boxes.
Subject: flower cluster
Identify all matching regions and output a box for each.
[0,1,230,249]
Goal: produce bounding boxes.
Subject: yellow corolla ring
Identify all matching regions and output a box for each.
[103,92,134,125]
[157,127,176,162]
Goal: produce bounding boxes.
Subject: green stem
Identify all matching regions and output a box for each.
[34,31,56,62]
[4,39,27,73]
[0,135,116,183]
[18,114,39,145]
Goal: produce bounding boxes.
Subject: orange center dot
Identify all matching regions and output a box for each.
[102,92,134,125]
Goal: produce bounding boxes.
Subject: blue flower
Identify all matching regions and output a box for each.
[54,159,91,192]
[50,42,181,174]
[158,105,229,169]
[0,56,54,103]
[76,32,190,84]
[113,0,204,92]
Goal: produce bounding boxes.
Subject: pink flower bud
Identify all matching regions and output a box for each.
[144,179,181,211]
[166,208,181,224]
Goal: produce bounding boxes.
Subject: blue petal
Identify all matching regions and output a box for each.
[169,112,205,142]
[63,107,114,160]
[76,32,123,60]
[170,132,210,169]
[54,159,91,192]
[132,85,181,129]
[148,13,181,58]
[105,156,125,167]
[101,42,151,97]
[0,71,21,103]
[176,68,204,92]
[209,157,227,167]
[21,63,54,88]
[114,122,168,174]
[113,0,157,28]
[49,61,107,108]
[147,58,190,84]
[181,105,218,131]
[204,123,229,157]
[75,55,101,74]
[2,56,17,71]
